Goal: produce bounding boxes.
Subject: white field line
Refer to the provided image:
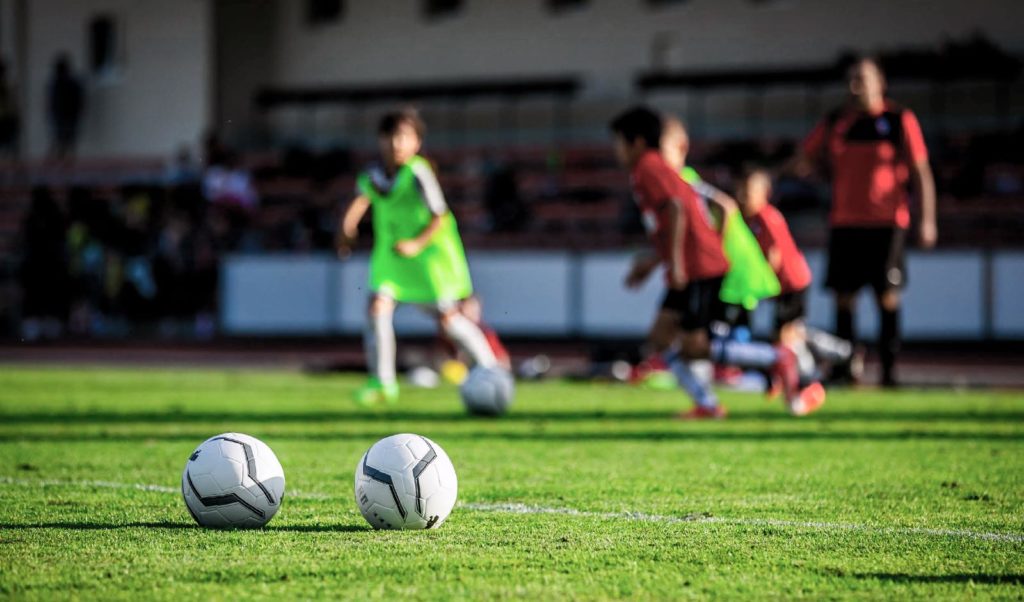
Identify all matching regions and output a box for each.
[2,476,1021,544]
[0,476,330,500]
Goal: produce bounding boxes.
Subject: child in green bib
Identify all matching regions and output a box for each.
[338,109,497,405]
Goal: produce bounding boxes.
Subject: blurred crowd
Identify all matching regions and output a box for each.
[18,134,268,340]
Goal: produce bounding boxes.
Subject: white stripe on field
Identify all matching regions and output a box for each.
[0,476,329,500]
[461,502,1024,544]
[2,476,1021,544]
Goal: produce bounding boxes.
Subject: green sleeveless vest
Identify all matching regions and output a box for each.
[357,156,473,303]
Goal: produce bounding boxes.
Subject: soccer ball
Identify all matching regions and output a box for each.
[354,434,457,530]
[460,366,515,416]
[181,432,285,529]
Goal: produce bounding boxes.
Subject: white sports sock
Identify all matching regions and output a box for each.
[805,327,853,363]
[710,338,778,369]
[791,339,818,382]
[364,310,396,385]
[443,313,497,368]
[662,350,718,408]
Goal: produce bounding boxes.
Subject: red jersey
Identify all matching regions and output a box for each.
[630,150,729,282]
[744,204,812,294]
[803,101,928,229]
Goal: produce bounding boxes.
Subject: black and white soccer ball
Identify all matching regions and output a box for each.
[181,432,285,528]
[460,366,515,416]
[354,434,457,530]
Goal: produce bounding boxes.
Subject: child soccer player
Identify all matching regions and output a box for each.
[337,108,498,405]
[737,167,856,391]
[612,106,822,419]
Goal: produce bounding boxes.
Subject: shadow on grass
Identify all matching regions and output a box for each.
[0,521,368,533]
[1,409,1022,425]
[1,430,1021,443]
[853,572,1024,585]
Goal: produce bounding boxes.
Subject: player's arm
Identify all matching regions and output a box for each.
[395,162,449,258]
[337,194,370,258]
[911,161,937,249]
[902,111,937,249]
[625,251,661,289]
[665,198,687,289]
[394,214,444,258]
[785,120,828,178]
[704,186,738,233]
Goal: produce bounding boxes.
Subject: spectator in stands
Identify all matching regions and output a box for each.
[47,54,84,160]
[114,187,159,325]
[793,57,937,387]
[19,187,69,340]
[0,59,19,157]
[202,151,258,210]
[165,146,202,185]
[65,187,115,335]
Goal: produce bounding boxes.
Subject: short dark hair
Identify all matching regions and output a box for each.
[841,54,885,78]
[378,107,426,138]
[609,106,662,149]
[740,162,772,180]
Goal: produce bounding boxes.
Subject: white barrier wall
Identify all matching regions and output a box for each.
[221,250,1020,340]
[993,252,1024,339]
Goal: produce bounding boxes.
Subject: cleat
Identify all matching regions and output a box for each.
[674,405,728,421]
[789,382,826,417]
[353,378,400,407]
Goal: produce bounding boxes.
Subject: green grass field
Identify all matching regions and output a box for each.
[1,367,1022,600]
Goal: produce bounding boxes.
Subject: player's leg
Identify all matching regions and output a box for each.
[459,295,512,370]
[656,284,724,419]
[356,293,399,405]
[673,327,725,418]
[877,287,902,387]
[826,228,867,383]
[433,301,499,369]
[873,227,906,387]
[774,291,818,383]
[646,301,719,413]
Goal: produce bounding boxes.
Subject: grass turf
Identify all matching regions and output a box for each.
[0,367,1022,600]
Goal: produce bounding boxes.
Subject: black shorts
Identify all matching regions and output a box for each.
[774,289,807,330]
[825,227,906,295]
[660,277,725,331]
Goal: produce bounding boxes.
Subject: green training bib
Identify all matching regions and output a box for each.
[357,156,474,304]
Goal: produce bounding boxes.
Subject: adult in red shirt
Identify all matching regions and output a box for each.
[611,106,819,419]
[795,58,937,387]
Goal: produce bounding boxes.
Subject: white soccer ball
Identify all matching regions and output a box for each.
[460,366,515,416]
[181,432,285,529]
[354,434,457,530]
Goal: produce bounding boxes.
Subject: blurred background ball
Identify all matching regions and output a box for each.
[460,365,515,416]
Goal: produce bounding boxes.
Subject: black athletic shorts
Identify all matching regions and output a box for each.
[825,227,906,295]
[774,288,807,330]
[660,277,725,331]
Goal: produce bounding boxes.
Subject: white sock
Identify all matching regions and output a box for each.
[710,338,778,370]
[792,339,818,381]
[662,350,718,408]
[805,327,853,363]
[443,313,497,369]
[364,310,396,385]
